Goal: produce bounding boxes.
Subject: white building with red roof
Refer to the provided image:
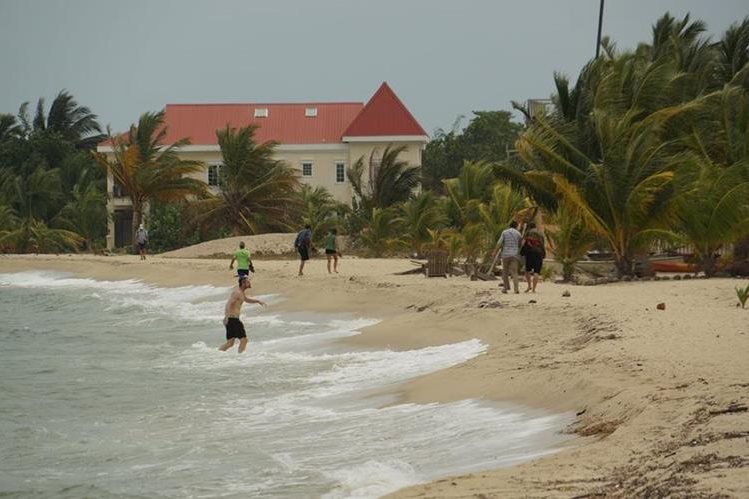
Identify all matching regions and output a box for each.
[99,82,428,249]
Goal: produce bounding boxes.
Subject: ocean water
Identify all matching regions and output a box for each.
[0,271,572,498]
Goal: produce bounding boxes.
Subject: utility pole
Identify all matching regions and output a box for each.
[595,0,605,58]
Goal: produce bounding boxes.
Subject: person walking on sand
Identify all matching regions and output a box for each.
[294,224,314,276]
[219,275,266,353]
[229,241,254,278]
[522,222,546,293]
[325,228,341,274]
[135,224,149,260]
[491,220,523,294]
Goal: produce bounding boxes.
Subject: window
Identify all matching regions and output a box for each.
[305,107,317,117]
[207,164,220,186]
[254,108,268,118]
[113,181,125,197]
[302,162,313,177]
[335,162,345,183]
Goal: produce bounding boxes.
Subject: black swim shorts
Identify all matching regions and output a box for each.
[325,249,337,255]
[225,317,247,340]
[237,268,250,277]
[525,252,544,274]
[298,246,309,261]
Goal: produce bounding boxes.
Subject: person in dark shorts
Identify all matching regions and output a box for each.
[229,241,253,277]
[294,224,314,276]
[135,224,149,260]
[325,228,341,274]
[522,222,546,293]
[219,275,266,353]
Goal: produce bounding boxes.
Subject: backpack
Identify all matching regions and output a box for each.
[294,231,305,249]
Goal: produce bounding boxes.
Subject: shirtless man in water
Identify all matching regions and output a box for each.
[219,275,266,353]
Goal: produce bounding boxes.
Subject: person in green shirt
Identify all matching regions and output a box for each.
[325,229,341,274]
[229,241,253,278]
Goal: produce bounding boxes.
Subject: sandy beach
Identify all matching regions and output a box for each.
[1,253,747,497]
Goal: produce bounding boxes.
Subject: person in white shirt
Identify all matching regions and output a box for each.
[135,224,149,261]
[491,221,523,294]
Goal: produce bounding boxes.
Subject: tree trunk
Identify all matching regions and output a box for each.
[614,254,633,277]
[132,202,142,255]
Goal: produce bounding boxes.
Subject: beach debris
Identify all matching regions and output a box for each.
[562,290,571,297]
[708,403,747,416]
[528,299,537,304]
[576,408,587,416]
[657,302,666,310]
[683,274,693,280]
[673,275,682,280]
[477,300,503,309]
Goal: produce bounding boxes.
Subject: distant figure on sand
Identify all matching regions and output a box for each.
[523,222,546,293]
[492,221,523,294]
[220,275,266,353]
[294,224,314,276]
[135,224,149,260]
[325,229,341,274]
[229,241,253,277]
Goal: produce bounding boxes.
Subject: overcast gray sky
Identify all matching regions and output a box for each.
[1,0,747,135]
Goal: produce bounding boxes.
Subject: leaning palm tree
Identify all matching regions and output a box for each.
[347,144,421,212]
[499,55,692,276]
[0,114,23,142]
[96,111,207,243]
[193,125,301,234]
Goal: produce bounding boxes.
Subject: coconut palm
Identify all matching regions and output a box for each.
[193,124,300,234]
[0,114,23,142]
[97,111,207,242]
[500,55,694,276]
[442,160,495,228]
[546,204,598,281]
[298,184,346,243]
[359,207,400,257]
[714,16,749,87]
[347,144,421,212]
[0,218,83,253]
[53,183,107,250]
[19,91,104,149]
[395,191,448,255]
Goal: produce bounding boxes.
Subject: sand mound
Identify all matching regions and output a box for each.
[160,233,298,258]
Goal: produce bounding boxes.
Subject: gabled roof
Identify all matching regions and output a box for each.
[342,82,427,138]
[98,82,426,148]
[160,102,364,145]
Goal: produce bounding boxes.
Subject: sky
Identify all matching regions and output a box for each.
[1,0,747,136]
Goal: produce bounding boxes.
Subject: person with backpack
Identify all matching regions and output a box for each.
[522,222,546,293]
[294,224,314,276]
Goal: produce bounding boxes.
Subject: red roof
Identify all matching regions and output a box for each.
[342,82,427,137]
[161,102,364,145]
[100,83,426,148]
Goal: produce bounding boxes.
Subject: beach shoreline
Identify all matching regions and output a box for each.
[1,254,747,497]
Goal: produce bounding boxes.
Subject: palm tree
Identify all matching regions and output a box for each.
[298,185,346,243]
[0,218,83,253]
[0,114,23,142]
[347,144,421,212]
[442,160,495,228]
[546,204,598,281]
[500,55,692,276]
[714,16,749,87]
[19,91,104,149]
[194,125,300,235]
[53,183,107,250]
[96,111,207,243]
[673,86,749,276]
[359,207,400,257]
[396,191,448,255]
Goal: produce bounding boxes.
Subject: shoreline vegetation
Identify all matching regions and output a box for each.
[1,254,747,497]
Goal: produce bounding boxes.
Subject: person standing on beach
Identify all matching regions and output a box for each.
[522,222,546,293]
[219,275,266,353]
[294,224,314,276]
[229,241,253,278]
[135,224,149,261]
[491,221,523,294]
[325,228,340,274]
